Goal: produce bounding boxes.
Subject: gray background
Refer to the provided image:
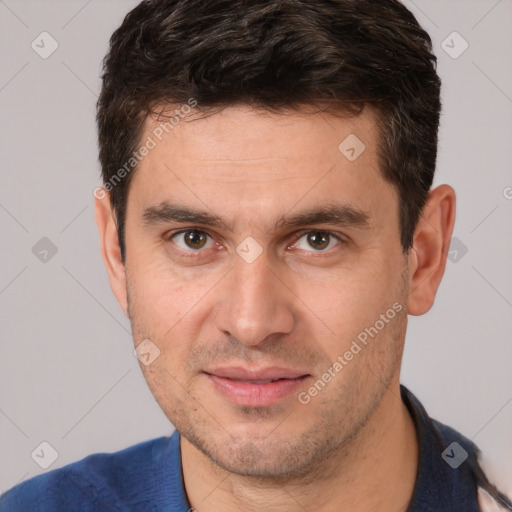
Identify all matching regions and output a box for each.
[1,0,511,497]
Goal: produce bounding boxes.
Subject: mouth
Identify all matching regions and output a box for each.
[203,367,311,407]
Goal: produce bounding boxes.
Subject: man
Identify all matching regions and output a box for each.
[1,1,510,511]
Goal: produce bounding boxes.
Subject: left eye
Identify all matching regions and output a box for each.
[292,231,341,252]
[170,230,214,251]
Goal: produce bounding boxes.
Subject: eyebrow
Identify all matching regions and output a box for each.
[141,201,371,232]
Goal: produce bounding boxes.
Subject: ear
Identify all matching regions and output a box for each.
[406,184,456,316]
[94,189,129,318]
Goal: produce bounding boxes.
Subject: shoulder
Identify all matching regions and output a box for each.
[432,418,512,511]
[0,437,172,512]
[400,385,512,511]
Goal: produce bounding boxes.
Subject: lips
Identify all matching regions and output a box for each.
[204,366,308,381]
[203,366,311,406]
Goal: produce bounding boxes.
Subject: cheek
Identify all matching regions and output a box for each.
[133,279,186,330]
[295,257,401,356]
[140,363,195,422]
[128,256,194,320]
[127,260,220,364]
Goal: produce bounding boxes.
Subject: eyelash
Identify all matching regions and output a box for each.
[165,228,347,257]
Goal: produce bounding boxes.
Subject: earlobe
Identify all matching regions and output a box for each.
[94,190,129,317]
[406,184,456,316]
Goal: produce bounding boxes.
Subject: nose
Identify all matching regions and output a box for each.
[213,252,295,347]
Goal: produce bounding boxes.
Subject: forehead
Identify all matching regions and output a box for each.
[127,104,397,231]
[143,104,377,167]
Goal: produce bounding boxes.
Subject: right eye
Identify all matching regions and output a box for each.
[168,229,215,252]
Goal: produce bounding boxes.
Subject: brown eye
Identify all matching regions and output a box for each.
[170,230,213,251]
[292,231,341,252]
[307,232,330,250]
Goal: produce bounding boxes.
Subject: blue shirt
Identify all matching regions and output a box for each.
[1,385,511,511]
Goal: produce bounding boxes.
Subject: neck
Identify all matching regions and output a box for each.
[181,383,419,512]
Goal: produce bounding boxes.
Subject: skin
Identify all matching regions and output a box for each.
[95,104,456,512]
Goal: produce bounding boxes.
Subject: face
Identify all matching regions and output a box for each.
[120,105,410,478]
